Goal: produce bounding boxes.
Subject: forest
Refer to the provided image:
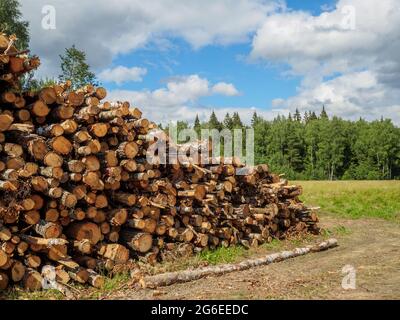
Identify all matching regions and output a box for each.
[164,108,400,180]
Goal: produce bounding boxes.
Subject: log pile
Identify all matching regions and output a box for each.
[0,33,319,292]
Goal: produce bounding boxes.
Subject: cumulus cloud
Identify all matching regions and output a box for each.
[98,66,147,85]
[212,82,240,96]
[251,0,400,75]
[276,71,400,122]
[107,74,256,123]
[250,0,400,121]
[21,0,281,77]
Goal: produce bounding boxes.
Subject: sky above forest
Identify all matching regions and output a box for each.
[20,0,400,124]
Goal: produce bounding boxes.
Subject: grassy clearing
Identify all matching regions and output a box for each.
[294,180,400,221]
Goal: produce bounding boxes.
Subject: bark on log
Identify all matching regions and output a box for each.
[141,239,338,288]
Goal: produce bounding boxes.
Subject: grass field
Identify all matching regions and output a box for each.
[294,180,400,221]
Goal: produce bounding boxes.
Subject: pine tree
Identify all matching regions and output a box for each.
[0,0,29,50]
[223,113,233,130]
[59,45,97,90]
[232,112,243,129]
[194,114,201,135]
[320,105,328,119]
[294,108,302,122]
[208,111,221,130]
[309,111,318,120]
[251,111,259,127]
[303,111,309,123]
[29,77,57,92]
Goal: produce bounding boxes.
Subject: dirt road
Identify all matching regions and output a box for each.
[111,216,400,299]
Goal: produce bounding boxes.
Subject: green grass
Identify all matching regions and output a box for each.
[102,272,131,291]
[261,238,282,250]
[293,180,400,221]
[198,245,248,265]
[2,288,65,300]
[321,225,352,238]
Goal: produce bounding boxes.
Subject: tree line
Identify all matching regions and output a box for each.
[160,108,400,180]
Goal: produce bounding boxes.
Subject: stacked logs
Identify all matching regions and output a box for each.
[0,33,319,292]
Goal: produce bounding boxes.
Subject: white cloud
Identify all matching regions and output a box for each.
[250,0,400,121]
[212,82,240,96]
[107,74,254,123]
[98,66,147,85]
[21,0,281,77]
[276,71,400,122]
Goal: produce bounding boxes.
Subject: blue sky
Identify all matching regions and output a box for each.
[104,0,337,119]
[109,41,299,110]
[22,0,400,123]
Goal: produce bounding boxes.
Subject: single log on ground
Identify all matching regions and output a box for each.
[141,239,338,288]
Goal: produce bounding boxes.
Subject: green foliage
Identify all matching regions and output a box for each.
[199,245,247,265]
[321,225,351,239]
[231,112,243,129]
[164,121,190,143]
[207,110,222,130]
[102,272,130,291]
[59,45,97,90]
[29,77,58,92]
[223,112,233,130]
[252,108,400,180]
[194,114,201,135]
[0,0,29,50]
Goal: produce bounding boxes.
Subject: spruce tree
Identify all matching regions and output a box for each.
[294,108,302,122]
[194,114,201,135]
[232,112,243,129]
[309,111,318,120]
[208,111,221,130]
[251,111,259,127]
[320,105,328,119]
[303,111,309,123]
[223,113,233,130]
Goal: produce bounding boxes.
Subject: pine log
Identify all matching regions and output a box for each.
[23,268,43,291]
[34,220,63,239]
[97,243,129,264]
[67,222,102,245]
[0,271,9,290]
[120,230,152,253]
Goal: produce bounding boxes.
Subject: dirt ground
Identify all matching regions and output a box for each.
[109,216,400,300]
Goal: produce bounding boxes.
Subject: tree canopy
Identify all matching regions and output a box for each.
[0,0,29,50]
[59,45,97,90]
